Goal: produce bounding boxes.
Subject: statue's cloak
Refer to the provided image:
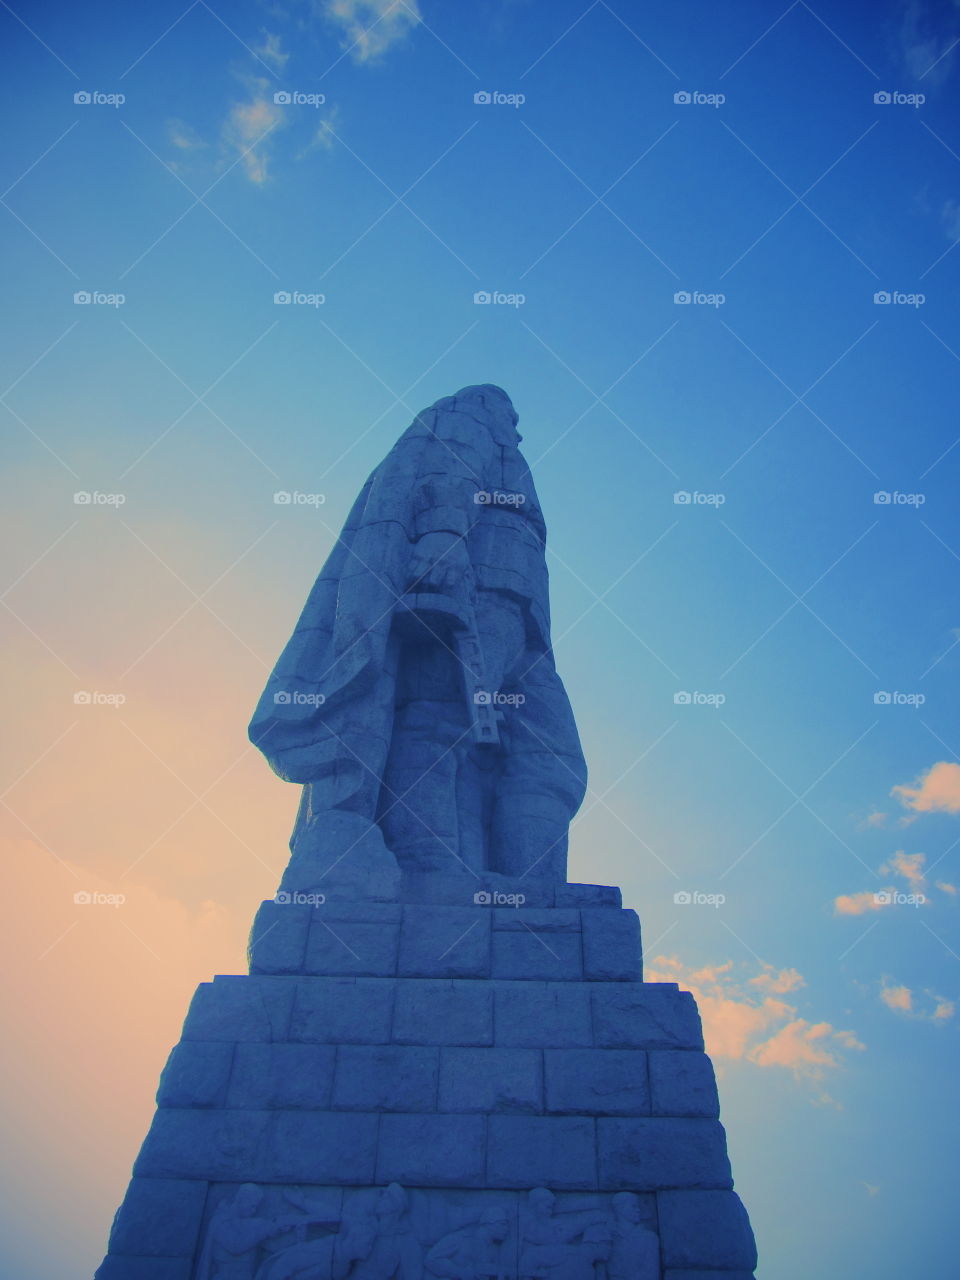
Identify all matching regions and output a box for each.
[248,385,548,792]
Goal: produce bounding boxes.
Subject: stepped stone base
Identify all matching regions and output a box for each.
[98,888,757,1278]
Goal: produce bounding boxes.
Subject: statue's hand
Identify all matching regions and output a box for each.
[407,533,473,597]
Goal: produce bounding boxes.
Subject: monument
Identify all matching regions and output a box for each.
[97,385,757,1278]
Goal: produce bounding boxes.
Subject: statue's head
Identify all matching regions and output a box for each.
[611,1192,643,1224]
[451,384,521,446]
[233,1184,262,1217]
[528,1187,556,1217]
[376,1182,408,1218]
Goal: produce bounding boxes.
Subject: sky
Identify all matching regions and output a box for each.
[2,0,960,1276]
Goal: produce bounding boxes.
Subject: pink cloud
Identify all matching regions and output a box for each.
[834,890,887,916]
[880,984,912,1012]
[648,956,863,1082]
[892,761,960,815]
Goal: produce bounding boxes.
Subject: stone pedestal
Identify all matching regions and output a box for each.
[97,887,757,1278]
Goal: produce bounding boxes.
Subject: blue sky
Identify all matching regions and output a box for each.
[2,1,960,1277]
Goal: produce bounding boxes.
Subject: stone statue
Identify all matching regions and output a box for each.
[195,1184,326,1280]
[423,1204,512,1278]
[332,1183,422,1278]
[518,1188,607,1279]
[250,385,586,897]
[606,1192,660,1279]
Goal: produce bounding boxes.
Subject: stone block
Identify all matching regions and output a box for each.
[304,918,399,976]
[320,901,403,922]
[377,1114,486,1186]
[649,1050,720,1118]
[333,1045,439,1111]
[658,1190,757,1271]
[182,976,295,1043]
[264,1110,378,1183]
[544,1049,649,1115]
[289,977,394,1044]
[598,1118,732,1191]
[581,908,642,981]
[156,1042,234,1108]
[134,1109,270,1180]
[226,1043,335,1109]
[491,928,583,980]
[494,981,592,1047]
[398,905,491,977]
[593,983,704,1049]
[555,883,623,908]
[106,1177,207,1257]
[392,979,493,1046]
[247,899,311,973]
[491,907,580,931]
[438,1047,542,1112]
[487,1115,597,1189]
[96,1260,192,1280]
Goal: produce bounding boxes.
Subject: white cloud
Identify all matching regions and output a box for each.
[254,31,290,71]
[222,77,287,184]
[322,0,421,63]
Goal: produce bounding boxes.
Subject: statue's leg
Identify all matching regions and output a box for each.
[379,636,472,874]
[491,647,588,881]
